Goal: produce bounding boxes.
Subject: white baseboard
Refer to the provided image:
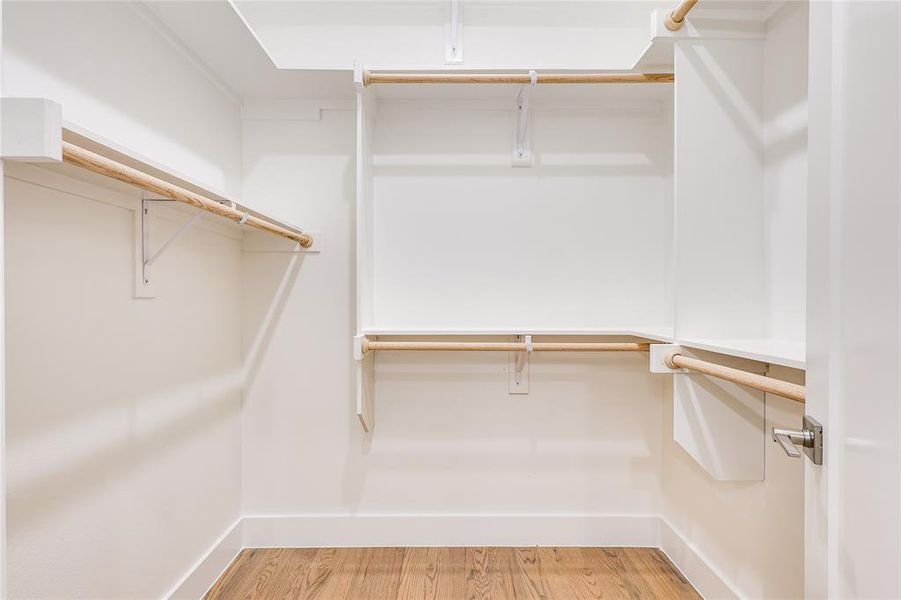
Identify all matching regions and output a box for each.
[240,513,661,548]
[659,519,739,600]
[167,515,737,600]
[166,518,243,600]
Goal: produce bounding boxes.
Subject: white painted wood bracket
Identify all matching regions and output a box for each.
[0,98,62,161]
[509,334,531,394]
[651,344,768,481]
[356,350,376,432]
[353,334,366,361]
[445,0,463,64]
[512,71,536,167]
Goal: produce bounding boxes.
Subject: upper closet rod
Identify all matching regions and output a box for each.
[61,141,314,248]
[363,71,674,86]
[665,0,700,31]
[666,352,806,403]
[362,340,649,353]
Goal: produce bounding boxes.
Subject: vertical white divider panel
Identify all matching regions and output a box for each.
[652,345,767,480]
[355,66,377,431]
[672,38,766,480]
[673,377,765,481]
[674,39,765,339]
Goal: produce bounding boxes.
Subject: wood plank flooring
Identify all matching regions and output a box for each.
[205,547,701,599]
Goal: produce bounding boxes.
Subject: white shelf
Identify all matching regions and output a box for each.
[361,329,805,369]
[361,326,675,343]
[676,337,806,370]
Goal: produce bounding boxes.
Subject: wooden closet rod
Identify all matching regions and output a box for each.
[363,340,650,353]
[363,72,674,86]
[61,141,314,248]
[666,353,805,403]
[665,0,699,31]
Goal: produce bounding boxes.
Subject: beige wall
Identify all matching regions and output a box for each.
[4,164,243,599]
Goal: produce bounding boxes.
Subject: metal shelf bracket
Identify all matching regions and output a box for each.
[512,70,537,167]
[510,334,532,394]
[136,195,211,297]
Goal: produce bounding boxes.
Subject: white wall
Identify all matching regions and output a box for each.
[1,0,7,593]
[367,92,672,331]
[2,1,243,198]
[763,1,807,344]
[3,2,246,598]
[4,164,243,599]
[241,108,666,534]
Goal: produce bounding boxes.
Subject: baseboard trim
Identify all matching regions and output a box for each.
[659,519,739,599]
[168,515,738,600]
[241,513,661,548]
[166,518,243,600]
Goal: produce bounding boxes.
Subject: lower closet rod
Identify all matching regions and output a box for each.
[363,340,650,353]
[666,353,806,403]
[61,141,314,248]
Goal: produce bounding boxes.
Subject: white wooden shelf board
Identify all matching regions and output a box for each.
[360,326,675,342]
[61,124,309,235]
[675,337,806,370]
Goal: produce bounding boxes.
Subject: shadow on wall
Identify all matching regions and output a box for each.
[679,39,763,158]
[242,250,306,392]
[7,372,242,536]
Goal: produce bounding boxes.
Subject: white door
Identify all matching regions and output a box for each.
[806,1,901,597]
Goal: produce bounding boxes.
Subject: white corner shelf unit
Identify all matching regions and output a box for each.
[351,2,808,487]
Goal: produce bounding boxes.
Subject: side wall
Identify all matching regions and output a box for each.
[3,2,245,598]
[5,164,243,599]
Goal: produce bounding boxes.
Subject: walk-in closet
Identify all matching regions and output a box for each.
[1,0,899,598]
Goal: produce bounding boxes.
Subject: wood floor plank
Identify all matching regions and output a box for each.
[618,547,702,600]
[511,547,557,599]
[581,547,644,599]
[343,547,407,599]
[464,547,516,600]
[539,547,624,600]
[266,549,320,598]
[433,547,467,599]
[205,546,700,600]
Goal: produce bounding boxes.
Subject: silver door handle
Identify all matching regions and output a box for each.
[772,428,810,458]
[771,416,823,465]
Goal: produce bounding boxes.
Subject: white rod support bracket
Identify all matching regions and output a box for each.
[445,0,463,64]
[0,98,62,162]
[510,335,530,394]
[512,70,537,167]
[139,198,203,294]
[649,344,686,373]
[353,335,367,361]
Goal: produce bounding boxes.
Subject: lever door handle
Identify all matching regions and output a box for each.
[771,416,823,465]
[772,428,804,458]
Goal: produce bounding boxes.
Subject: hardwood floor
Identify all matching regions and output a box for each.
[205,547,701,599]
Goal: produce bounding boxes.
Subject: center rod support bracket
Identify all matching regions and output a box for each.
[510,334,531,394]
[512,70,537,167]
[445,0,463,64]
